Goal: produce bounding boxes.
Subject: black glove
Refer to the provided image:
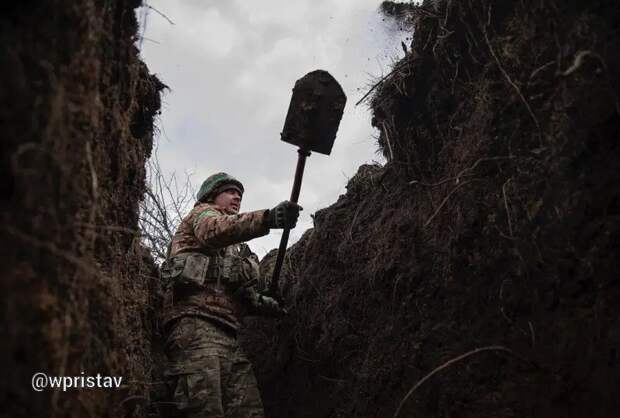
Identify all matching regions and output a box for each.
[266,201,302,229]
[255,294,288,317]
[241,290,287,317]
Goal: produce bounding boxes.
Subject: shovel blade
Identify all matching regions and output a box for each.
[281,70,346,155]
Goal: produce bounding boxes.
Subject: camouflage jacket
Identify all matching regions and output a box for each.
[162,202,270,331]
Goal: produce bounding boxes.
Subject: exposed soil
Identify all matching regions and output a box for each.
[1,1,163,417]
[242,1,620,417]
[3,1,619,417]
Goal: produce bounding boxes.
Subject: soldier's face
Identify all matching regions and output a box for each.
[214,188,242,213]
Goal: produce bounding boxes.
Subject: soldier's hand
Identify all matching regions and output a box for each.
[266,201,302,229]
[257,294,288,317]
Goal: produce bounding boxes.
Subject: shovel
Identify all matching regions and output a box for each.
[268,69,346,296]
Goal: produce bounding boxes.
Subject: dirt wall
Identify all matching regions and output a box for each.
[1,1,163,417]
[243,1,620,417]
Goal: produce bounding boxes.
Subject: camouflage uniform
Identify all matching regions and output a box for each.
[161,201,270,418]
[165,317,263,418]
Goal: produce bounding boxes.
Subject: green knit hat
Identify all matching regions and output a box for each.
[196,172,244,202]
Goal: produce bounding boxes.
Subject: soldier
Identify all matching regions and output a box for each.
[160,172,301,418]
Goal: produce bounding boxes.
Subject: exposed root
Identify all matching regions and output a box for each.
[424,180,474,227]
[85,140,99,249]
[381,121,395,162]
[482,28,541,132]
[502,178,514,238]
[393,346,517,418]
[409,156,512,187]
[3,225,106,280]
[560,50,620,116]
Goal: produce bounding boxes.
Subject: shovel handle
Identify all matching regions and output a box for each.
[269,148,311,295]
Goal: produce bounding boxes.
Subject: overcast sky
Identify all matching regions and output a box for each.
[138,1,409,257]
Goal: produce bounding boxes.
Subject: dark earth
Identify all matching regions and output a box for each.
[2,0,619,417]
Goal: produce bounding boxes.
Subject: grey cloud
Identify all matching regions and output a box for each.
[140,1,407,257]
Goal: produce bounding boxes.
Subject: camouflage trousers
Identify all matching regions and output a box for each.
[164,316,264,418]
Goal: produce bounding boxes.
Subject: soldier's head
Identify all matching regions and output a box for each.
[196,172,244,213]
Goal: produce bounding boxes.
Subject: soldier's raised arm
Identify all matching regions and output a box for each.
[192,207,269,250]
[189,172,302,250]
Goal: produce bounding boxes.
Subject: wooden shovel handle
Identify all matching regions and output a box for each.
[269,148,311,296]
